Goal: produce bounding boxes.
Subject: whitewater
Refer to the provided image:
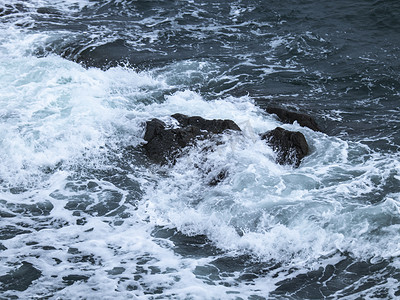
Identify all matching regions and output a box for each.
[1,0,400,299]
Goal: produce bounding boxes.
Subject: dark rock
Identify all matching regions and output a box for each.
[265,107,321,132]
[261,127,309,167]
[143,119,202,164]
[171,113,241,133]
[0,262,42,291]
[143,114,241,165]
[208,169,229,186]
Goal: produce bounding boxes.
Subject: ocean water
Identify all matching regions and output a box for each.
[0,0,400,299]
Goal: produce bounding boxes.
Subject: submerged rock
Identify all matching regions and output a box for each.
[142,114,310,181]
[208,169,229,186]
[261,127,309,167]
[143,114,241,165]
[265,107,321,132]
[171,113,241,133]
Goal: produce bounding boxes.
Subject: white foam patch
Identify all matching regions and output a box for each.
[0,53,165,187]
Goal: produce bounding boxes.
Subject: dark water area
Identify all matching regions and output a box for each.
[1,0,400,299]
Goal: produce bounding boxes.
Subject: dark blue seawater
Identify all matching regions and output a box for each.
[1,0,400,299]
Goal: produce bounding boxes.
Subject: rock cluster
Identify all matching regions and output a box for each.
[141,107,319,181]
[261,127,308,167]
[143,113,241,165]
[265,107,321,132]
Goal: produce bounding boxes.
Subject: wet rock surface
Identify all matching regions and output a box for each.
[171,113,241,133]
[143,114,241,165]
[142,114,310,184]
[265,107,321,132]
[261,127,309,167]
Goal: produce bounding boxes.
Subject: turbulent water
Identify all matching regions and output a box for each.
[1,0,400,299]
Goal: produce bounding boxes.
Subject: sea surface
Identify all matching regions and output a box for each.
[1,0,400,299]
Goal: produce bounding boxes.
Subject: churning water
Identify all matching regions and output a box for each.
[1,0,400,299]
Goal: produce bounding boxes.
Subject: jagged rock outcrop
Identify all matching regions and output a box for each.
[265,107,321,132]
[143,114,310,175]
[143,114,241,165]
[171,113,241,133]
[261,127,309,167]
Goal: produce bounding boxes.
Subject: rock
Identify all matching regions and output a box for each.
[261,127,309,167]
[265,107,321,132]
[208,169,229,186]
[171,113,241,133]
[143,119,203,164]
[143,114,241,164]
[143,114,310,175]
